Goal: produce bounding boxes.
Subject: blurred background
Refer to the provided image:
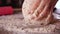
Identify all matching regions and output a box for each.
[0,0,24,15]
[55,0,60,9]
[0,0,24,8]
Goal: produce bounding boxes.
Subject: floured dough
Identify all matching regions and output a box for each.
[22,0,58,26]
[0,13,60,34]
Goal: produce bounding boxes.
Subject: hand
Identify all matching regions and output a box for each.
[22,0,58,26]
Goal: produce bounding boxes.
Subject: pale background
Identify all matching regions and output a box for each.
[53,0,60,19]
[55,0,60,9]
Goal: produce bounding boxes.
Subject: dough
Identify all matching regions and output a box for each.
[0,13,59,34]
[22,0,58,26]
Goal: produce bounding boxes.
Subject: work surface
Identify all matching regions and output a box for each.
[0,12,60,34]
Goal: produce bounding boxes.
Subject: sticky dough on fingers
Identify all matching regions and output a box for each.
[22,0,58,26]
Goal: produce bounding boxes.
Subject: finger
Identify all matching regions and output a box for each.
[34,0,48,14]
[46,11,53,24]
[35,4,51,20]
[35,0,57,20]
[28,0,41,14]
[44,0,58,23]
[31,0,51,18]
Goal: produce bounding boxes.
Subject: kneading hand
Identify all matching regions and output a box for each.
[22,0,58,26]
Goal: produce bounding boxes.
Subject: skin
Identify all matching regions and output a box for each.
[22,0,58,26]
